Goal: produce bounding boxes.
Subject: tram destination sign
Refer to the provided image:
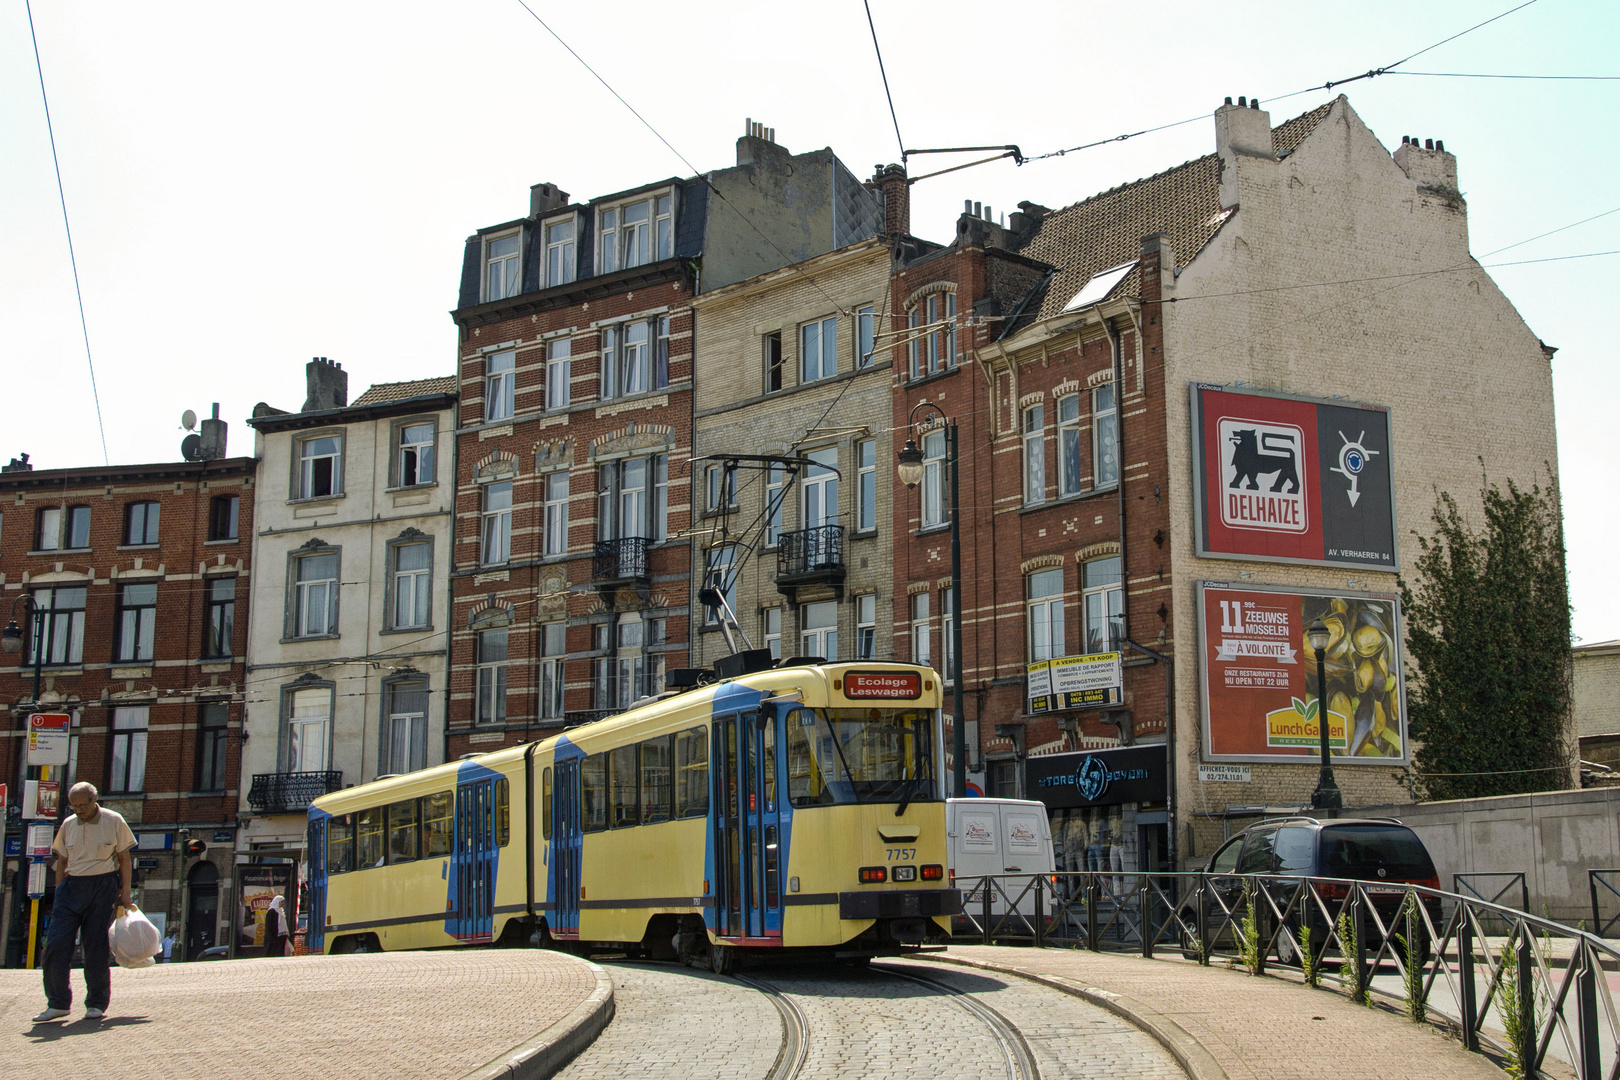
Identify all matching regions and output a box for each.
[842,670,922,700]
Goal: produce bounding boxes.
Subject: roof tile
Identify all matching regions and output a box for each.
[350,375,458,407]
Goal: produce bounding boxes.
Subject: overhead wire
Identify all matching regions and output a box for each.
[863,0,906,161]
[25,0,109,466]
[509,0,859,319]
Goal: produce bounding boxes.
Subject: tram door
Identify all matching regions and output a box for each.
[305,816,327,952]
[552,759,582,936]
[713,711,783,940]
[453,780,495,942]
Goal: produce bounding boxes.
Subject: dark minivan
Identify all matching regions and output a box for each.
[1200,816,1441,958]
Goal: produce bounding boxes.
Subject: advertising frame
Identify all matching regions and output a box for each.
[1189,383,1400,572]
[1197,580,1409,765]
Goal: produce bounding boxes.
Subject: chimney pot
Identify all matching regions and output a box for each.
[973,201,982,218]
[1224,96,1233,105]
[1238,96,1247,107]
[1250,97,1260,109]
[1436,139,1445,152]
[1425,138,1434,150]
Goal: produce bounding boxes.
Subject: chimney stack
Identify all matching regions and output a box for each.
[529,182,569,219]
[872,163,909,238]
[1214,96,1274,209]
[303,357,348,413]
[1393,136,1458,194]
[197,402,228,460]
[1,453,32,474]
[736,118,789,167]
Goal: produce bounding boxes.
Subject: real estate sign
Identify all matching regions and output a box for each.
[1198,581,1408,763]
[1027,652,1123,713]
[1191,385,1396,570]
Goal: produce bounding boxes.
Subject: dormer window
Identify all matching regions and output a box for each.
[544,217,576,287]
[483,230,522,302]
[597,192,673,275]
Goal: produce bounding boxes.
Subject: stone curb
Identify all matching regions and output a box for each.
[458,958,616,1080]
[924,952,1229,1080]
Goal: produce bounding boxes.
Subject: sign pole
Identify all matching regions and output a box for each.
[25,763,50,969]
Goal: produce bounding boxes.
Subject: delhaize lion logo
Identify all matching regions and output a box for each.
[1218,417,1308,535]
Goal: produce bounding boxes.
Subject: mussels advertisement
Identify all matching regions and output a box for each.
[1198,581,1407,763]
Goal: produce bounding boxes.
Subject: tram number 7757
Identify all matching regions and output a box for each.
[886,848,917,861]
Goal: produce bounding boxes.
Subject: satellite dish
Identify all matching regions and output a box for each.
[181,434,203,462]
[181,409,198,431]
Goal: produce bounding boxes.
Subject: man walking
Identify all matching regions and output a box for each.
[33,781,136,1023]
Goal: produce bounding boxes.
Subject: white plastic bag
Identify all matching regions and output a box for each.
[109,905,162,969]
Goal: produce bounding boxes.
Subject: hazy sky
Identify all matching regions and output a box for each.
[4,1,1616,642]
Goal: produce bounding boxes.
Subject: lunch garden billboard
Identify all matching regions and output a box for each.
[1190,385,1396,570]
[1197,581,1408,764]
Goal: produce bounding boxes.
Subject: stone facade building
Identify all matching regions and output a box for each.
[689,238,895,669]
[0,443,254,965]
[238,361,456,908]
[444,127,882,759]
[886,94,1562,872]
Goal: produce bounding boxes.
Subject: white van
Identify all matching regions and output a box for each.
[946,798,1057,933]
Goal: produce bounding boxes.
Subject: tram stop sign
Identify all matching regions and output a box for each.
[27,713,71,767]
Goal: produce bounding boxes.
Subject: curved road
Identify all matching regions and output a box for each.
[555,957,1185,1080]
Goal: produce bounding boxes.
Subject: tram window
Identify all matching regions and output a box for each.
[785,708,833,806]
[641,735,672,824]
[357,807,385,868]
[610,744,639,828]
[328,814,354,874]
[582,753,608,832]
[423,791,453,856]
[495,777,511,846]
[542,767,553,841]
[388,800,419,863]
[675,727,709,818]
[762,719,777,812]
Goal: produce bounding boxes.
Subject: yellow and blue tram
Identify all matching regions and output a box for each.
[306,661,960,970]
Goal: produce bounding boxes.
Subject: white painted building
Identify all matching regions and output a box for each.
[238,360,457,864]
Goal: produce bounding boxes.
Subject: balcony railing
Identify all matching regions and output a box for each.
[593,536,651,581]
[777,524,846,584]
[247,771,343,815]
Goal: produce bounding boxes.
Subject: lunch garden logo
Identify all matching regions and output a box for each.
[1265,695,1348,751]
[1218,417,1308,534]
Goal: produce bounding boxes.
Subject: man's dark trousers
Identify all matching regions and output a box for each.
[42,872,119,1010]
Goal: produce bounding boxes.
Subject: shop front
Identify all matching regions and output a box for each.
[1025,745,1169,881]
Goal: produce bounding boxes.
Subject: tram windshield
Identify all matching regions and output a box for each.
[784,706,937,806]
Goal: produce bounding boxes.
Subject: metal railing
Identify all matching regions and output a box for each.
[955,870,1620,1078]
[1589,870,1620,938]
[593,536,650,581]
[776,524,845,581]
[246,771,342,814]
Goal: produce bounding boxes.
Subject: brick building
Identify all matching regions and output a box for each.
[238,361,457,920]
[445,126,882,757]
[688,237,895,670]
[886,94,1562,873]
[0,440,255,966]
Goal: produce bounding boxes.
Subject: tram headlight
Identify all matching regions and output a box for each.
[920,864,944,881]
[892,865,918,882]
[858,866,888,884]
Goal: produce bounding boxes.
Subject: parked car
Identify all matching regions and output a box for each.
[1196,816,1442,962]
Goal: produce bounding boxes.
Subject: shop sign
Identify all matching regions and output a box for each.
[26,713,70,766]
[1198,581,1407,763]
[1191,385,1396,570]
[1025,745,1166,809]
[1026,652,1123,713]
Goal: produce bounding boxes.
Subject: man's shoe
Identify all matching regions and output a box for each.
[31,1008,70,1023]
[84,1008,105,1020]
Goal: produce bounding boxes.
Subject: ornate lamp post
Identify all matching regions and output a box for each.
[1307,618,1343,811]
[897,399,965,799]
[2,594,46,706]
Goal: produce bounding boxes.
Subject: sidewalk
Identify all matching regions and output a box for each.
[4,951,612,1080]
[939,945,1507,1080]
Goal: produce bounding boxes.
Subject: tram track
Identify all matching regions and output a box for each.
[873,962,1041,1080]
[730,972,811,1080]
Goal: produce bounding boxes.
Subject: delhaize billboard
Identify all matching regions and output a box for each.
[1198,581,1407,764]
[1190,385,1396,570]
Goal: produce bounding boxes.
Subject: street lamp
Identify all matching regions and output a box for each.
[3,594,45,707]
[897,399,966,800]
[1307,618,1343,812]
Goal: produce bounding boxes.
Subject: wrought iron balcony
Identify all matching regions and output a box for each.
[593,536,651,582]
[776,524,846,590]
[247,771,343,815]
